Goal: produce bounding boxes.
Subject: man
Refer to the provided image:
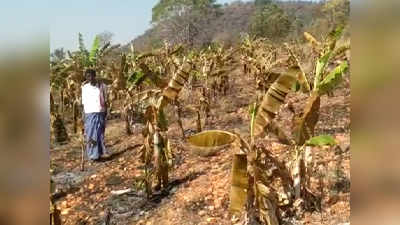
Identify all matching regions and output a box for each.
[81,69,108,161]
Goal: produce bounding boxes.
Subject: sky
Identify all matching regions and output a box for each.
[0,0,321,53]
[46,0,321,52]
[49,0,254,52]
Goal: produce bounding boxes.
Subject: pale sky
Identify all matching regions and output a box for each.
[49,0,253,52]
[0,0,320,53]
[48,0,322,52]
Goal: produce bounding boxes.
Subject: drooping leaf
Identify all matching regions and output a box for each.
[131,89,162,105]
[304,32,321,51]
[331,43,350,59]
[187,130,236,147]
[294,91,321,145]
[127,71,146,86]
[99,42,111,56]
[138,62,168,89]
[317,61,348,95]
[162,62,191,101]
[313,51,332,90]
[306,135,336,146]
[229,154,248,213]
[254,67,297,137]
[97,78,113,85]
[285,43,311,92]
[267,120,292,145]
[325,25,344,51]
[100,44,120,56]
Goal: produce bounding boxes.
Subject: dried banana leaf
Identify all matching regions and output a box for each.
[294,91,321,145]
[254,68,297,137]
[304,32,321,51]
[256,182,279,225]
[187,130,236,147]
[162,62,191,101]
[229,154,248,213]
[285,43,311,92]
[97,78,112,85]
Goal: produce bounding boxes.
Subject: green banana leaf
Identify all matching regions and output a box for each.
[317,61,349,95]
[314,51,332,90]
[306,135,336,146]
[89,35,100,64]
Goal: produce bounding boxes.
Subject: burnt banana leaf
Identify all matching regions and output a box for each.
[254,68,298,138]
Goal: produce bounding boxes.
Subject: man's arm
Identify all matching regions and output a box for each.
[102,83,108,116]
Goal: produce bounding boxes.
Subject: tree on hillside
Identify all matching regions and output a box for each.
[51,48,66,63]
[152,0,221,23]
[97,31,114,47]
[254,0,272,7]
[152,0,222,47]
[323,0,350,27]
[250,2,292,41]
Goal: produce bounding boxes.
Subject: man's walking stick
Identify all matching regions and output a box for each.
[80,112,85,171]
[80,128,85,171]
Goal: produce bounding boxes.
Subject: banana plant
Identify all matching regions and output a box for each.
[123,44,187,136]
[239,36,288,101]
[198,44,237,99]
[276,27,349,209]
[291,26,350,145]
[129,60,192,198]
[187,39,348,221]
[187,66,300,225]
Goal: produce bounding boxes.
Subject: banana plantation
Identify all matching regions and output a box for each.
[50,26,350,225]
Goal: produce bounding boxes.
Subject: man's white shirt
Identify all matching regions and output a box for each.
[81,82,106,113]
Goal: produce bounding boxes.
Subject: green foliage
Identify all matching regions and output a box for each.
[250,3,292,40]
[314,51,332,89]
[78,33,88,55]
[152,0,219,23]
[75,33,109,68]
[323,0,350,27]
[78,33,90,67]
[310,25,348,93]
[254,0,272,7]
[292,81,301,92]
[317,61,348,95]
[127,71,146,87]
[305,135,336,147]
[249,102,258,140]
[50,48,66,63]
[89,35,100,65]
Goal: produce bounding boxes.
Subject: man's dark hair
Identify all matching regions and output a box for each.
[85,69,96,77]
